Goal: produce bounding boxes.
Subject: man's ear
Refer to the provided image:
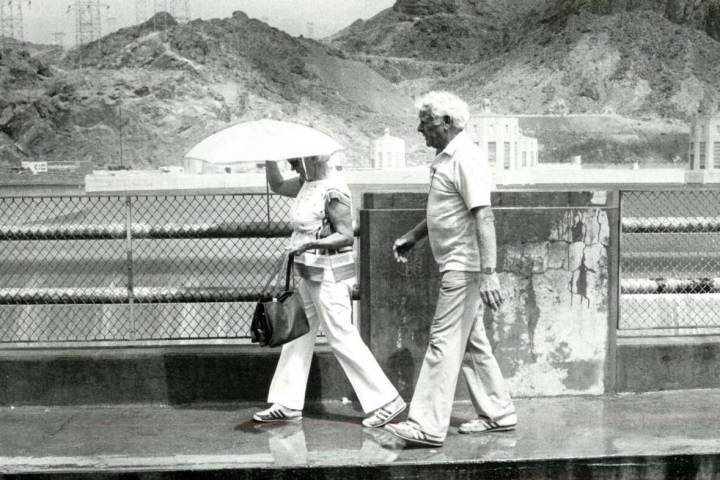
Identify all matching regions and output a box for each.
[442,115,451,128]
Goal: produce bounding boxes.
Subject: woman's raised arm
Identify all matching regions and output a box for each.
[265,161,302,198]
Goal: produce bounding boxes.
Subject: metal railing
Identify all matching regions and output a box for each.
[620,190,720,330]
[0,194,297,345]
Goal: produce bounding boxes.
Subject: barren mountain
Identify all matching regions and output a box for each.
[332,0,720,62]
[330,0,720,163]
[0,11,414,172]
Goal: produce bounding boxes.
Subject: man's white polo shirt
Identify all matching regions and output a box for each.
[426,130,494,272]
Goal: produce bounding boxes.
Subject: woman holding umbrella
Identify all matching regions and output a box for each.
[253,155,406,428]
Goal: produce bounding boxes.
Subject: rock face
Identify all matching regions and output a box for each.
[0,12,414,173]
[546,0,720,40]
[393,0,460,15]
[330,0,720,129]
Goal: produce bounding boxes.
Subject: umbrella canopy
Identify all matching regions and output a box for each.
[184,119,345,165]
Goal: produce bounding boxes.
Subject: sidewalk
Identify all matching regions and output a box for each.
[1,389,720,479]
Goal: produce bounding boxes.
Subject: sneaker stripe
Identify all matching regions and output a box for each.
[363,399,406,428]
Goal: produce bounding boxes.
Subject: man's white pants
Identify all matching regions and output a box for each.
[407,271,515,441]
[268,270,399,413]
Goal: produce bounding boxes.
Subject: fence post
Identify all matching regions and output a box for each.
[126,196,135,340]
[604,190,622,394]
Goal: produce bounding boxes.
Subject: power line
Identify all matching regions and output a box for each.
[72,0,102,47]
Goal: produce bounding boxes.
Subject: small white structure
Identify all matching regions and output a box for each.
[183,158,263,174]
[21,161,48,175]
[467,99,538,177]
[370,128,406,169]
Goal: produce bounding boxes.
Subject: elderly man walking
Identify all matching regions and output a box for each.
[385,91,516,448]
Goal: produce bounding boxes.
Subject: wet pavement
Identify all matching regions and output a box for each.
[1,389,720,477]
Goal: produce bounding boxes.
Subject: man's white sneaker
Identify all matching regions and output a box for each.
[384,421,444,447]
[253,403,302,422]
[362,396,406,428]
[458,412,517,434]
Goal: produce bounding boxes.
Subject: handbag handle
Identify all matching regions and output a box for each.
[260,252,290,299]
[284,252,296,291]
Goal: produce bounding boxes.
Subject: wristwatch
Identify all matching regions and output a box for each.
[481,267,496,274]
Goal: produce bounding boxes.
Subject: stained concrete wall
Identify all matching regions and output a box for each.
[360,191,618,399]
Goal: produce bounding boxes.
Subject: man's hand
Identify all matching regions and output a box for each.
[393,235,416,263]
[479,272,504,311]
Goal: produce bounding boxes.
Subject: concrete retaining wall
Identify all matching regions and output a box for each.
[360,191,618,399]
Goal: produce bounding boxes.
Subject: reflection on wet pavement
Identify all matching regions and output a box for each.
[0,389,719,474]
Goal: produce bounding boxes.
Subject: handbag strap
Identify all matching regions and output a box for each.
[260,253,289,299]
[284,253,295,291]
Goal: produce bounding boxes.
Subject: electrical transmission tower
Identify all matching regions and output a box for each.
[153,0,170,15]
[73,0,102,47]
[0,0,25,51]
[105,15,116,34]
[52,31,66,47]
[152,0,189,22]
[135,0,147,24]
[173,0,190,24]
[306,21,314,39]
[152,0,170,33]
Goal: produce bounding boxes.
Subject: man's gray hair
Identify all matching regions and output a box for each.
[415,91,470,130]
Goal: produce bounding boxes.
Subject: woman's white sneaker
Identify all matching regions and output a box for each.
[362,396,407,428]
[253,403,302,422]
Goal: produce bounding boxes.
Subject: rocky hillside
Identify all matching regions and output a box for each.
[444,9,720,118]
[544,0,720,40]
[331,0,549,63]
[329,0,720,163]
[0,11,414,173]
[332,0,720,119]
[333,0,720,61]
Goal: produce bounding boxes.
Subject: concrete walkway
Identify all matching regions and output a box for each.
[1,389,720,478]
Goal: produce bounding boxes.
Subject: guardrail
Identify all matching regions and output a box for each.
[619,190,720,330]
[0,194,301,345]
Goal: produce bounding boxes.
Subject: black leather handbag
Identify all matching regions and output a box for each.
[251,253,310,348]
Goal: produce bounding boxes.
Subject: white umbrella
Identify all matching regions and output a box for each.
[185,119,345,164]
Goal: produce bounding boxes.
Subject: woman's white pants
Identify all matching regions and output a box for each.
[267,270,398,413]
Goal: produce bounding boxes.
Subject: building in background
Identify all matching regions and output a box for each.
[689,112,720,171]
[686,111,720,183]
[370,128,405,169]
[183,157,262,174]
[467,99,538,177]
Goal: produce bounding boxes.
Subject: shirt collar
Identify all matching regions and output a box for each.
[436,130,470,159]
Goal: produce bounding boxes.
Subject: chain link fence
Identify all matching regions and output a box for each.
[620,190,720,329]
[0,193,298,345]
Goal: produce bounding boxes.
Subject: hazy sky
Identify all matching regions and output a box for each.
[18,0,394,46]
